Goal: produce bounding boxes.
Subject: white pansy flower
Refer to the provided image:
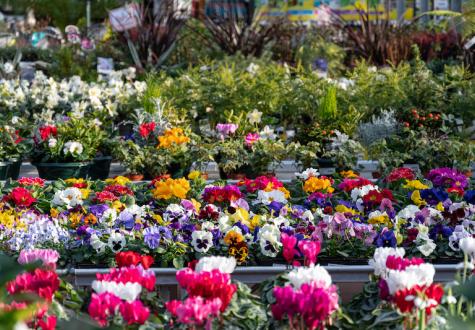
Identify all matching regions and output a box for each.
[258,224,281,257]
[107,232,126,252]
[63,141,83,156]
[191,230,213,253]
[255,190,287,205]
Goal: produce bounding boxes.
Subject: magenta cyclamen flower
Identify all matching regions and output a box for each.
[244,133,260,146]
[216,123,238,138]
[298,240,321,266]
[167,296,222,325]
[18,249,60,269]
[272,282,339,330]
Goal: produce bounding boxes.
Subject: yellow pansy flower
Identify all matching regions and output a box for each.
[152,214,164,224]
[411,190,427,206]
[230,207,249,223]
[403,180,429,190]
[50,208,59,218]
[112,200,125,212]
[335,204,358,215]
[340,170,358,178]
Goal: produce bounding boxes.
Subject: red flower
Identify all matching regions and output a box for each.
[18,177,45,187]
[6,187,36,207]
[38,125,57,141]
[138,122,156,138]
[115,251,154,269]
[7,269,60,302]
[176,268,237,312]
[95,191,118,203]
[281,233,299,265]
[386,167,416,183]
[448,187,464,197]
[104,184,134,197]
[120,300,150,325]
[393,284,443,315]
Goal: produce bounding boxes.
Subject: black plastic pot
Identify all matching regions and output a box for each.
[0,161,12,180]
[88,156,113,180]
[33,162,91,180]
[7,159,22,180]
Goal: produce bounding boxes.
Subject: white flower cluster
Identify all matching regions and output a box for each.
[0,69,145,121]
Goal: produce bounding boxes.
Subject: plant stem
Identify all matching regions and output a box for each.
[418,308,425,330]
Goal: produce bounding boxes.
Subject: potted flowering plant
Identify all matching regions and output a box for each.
[114,112,203,180]
[30,119,104,179]
[0,119,31,180]
[211,124,290,179]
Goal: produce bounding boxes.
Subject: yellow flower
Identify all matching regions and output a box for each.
[403,180,429,190]
[278,187,291,199]
[65,178,86,186]
[153,178,190,200]
[436,202,444,212]
[368,215,391,227]
[249,215,261,231]
[152,214,164,224]
[340,170,358,178]
[229,245,248,263]
[0,210,16,229]
[191,198,201,213]
[187,171,201,180]
[224,230,244,245]
[112,200,125,212]
[411,190,427,206]
[105,176,130,186]
[230,208,249,224]
[335,204,358,215]
[50,208,59,218]
[69,212,83,228]
[80,189,90,199]
[157,128,190,148]
[303,177,333,194]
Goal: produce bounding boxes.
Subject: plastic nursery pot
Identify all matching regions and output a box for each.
[0,161,12,180]
[88,156,113,180]
[32,162,92,180]
[7,159,22,180]
[126,173,144,181]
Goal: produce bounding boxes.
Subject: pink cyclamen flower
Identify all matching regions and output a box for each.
[216,123,238,138]
[298,240,321,266]
[281,233,299,265]
[244,133,260,146]
[88,292,122,327]
[18,249,60,269]
[168,296,222,326]
[119,300,150,325]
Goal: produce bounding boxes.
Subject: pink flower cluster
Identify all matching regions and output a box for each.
[216,123,238,138]
[166,296,222,327]
[166,260,237,326]
[202,185,243,204]
[281,233,321,266]
[271,281,338,329]
[3,249,60,330]
[18,248,60,270]
[88,255,155,327]
[239,175,283,193]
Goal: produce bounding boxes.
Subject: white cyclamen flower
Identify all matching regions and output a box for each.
[287,265,332,290]
[52,187,83,208]
[459,237,475,257]
[386,263,435,295]
[63,141,83,156]
[191,230,213,253]
[195,256,236,274]
[92,281,142,302]
[369,247,405,277]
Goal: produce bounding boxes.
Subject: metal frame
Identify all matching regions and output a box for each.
[60,264,459,286]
